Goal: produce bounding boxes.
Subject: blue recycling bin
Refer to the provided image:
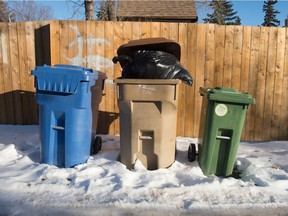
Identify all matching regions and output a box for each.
[32,64,106,168]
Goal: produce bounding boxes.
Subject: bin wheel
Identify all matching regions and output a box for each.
[91,136,102,155]
[188,143,197,162]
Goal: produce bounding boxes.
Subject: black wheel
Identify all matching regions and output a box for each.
[91,136,102,155]
[188,143,197,162]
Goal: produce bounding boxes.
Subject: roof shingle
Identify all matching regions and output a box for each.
[117,0,198,21]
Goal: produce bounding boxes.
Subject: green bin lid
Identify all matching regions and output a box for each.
[200,87,256,104]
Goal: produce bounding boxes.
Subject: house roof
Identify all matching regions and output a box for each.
[116,0,198,21]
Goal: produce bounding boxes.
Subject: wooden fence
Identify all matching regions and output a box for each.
[0,21,50,125]
[0,20,288,141]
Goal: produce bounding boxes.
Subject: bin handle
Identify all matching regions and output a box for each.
[216,135,230,140]
[139,135,153,140]
[52,126,65,130]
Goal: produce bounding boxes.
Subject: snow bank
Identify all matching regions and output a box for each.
[0,125,288,215]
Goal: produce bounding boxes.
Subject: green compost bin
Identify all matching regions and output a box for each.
[197,87,256,177]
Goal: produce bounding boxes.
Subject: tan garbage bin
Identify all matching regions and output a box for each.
[115,79,179,170]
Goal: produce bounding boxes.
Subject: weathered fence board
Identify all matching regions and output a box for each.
[104,21,117,135]
[0,23,7,123]
[263,28,278,140]
[254,27,269,140]
[272,28,285,140]
[231,25,242,90]
[0,20,288,141]
[205,24,215,88]
[246,27,260,140]
[279,28,288,140]
[185,23,197,138]
[2,23,14,124]
[177,23,188,136]
[194,24,205,137]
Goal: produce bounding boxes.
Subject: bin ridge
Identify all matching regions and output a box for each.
[32,65,99,94]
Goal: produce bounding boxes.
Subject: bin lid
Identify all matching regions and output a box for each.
[31,64,106,94]
[200,87,256,104]
[116,38,181,61]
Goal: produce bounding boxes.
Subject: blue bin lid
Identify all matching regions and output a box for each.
[32,64,103,94]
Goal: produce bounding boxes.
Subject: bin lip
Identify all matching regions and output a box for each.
[31,65,107,94]
[200,87,256,105]
[116,38,181,61]
[114,78,180,85]
[32,64,107,81]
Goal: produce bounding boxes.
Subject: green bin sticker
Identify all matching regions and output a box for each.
[215,104,228,117]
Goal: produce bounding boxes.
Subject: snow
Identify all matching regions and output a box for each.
[0,125,288,215]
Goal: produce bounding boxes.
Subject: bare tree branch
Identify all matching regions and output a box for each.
[97,0,116,21]
[8,0,54,21]
[67,0,86,20]
[0,0,13,22]
[195,0,212,10]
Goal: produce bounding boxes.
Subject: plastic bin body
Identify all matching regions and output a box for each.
[198,87,255,177]
[32,64,106,168]
[115,79,179,170]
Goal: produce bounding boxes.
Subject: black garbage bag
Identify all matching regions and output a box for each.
[113,50,193,86]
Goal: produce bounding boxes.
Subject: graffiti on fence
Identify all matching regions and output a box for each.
[0,32,8,65]
[66,25,114,71]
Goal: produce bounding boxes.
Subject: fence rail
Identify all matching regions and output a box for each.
[0,20,287,141]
